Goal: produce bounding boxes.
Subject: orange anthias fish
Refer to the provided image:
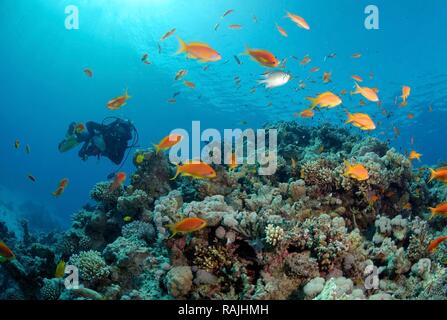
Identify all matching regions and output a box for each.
[171,161,217,180]
[400,85,411,107]
[228,24,242,30]
[141,53,151,65]
[352,53,362,59]
[366,191,380,205]
[110,172,126,192]
[161,28,176,41]
[310,67,320,73]
[55,260,66,278]
[52,178,69,197]
[352,75,363,82]
[403,202,412,210]
[84,68,93,78]
[291,158,298,171]
[166,217,207,239]
[300,55,311,65]
[427,236,447,253]
[276,24,288,37]
[429,203,447,220]
[299,108,315,118]
[176,37,221,62]
[351,82,380,103]
[154,134,183,154]
[345,111,376,130]
[222,9,234,18]
[344,160,369,181]
[409,150,422,162]
[228,152,238,171]
[175,69,188,81]
[323,72,332,83]
[244,48,279,68]
[0,241,15,263]
[428,167,447,183]
[107,89,131,110]
[306,92,342,109]
[286,12,310,30]
[407,113,415,119]
[183,81,196,89]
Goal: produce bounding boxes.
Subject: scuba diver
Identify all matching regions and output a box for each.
[58,117,138,166]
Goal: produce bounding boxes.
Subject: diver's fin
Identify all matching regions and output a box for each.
[58,136,80,153]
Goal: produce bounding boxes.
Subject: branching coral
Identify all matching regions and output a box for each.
[265,224,284,247]
[193,244,232,273]
[289,214,350,271]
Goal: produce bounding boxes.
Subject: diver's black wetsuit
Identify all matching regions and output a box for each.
[76,119,133,165]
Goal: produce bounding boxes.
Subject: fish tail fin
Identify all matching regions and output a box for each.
[343,160,351,176]
[165,224,177,239]
[170,164,181,180]
[343,159,351,168]
[176,36,188,54]
[429,208,435,220]
[153,144,160,154]
[428,168,436,183]
[344,110,353,124]
[350,82,360,96]
[125,88,131,100]
[306,97,317,108]
[400,100,408,107]
[240,45,250,56]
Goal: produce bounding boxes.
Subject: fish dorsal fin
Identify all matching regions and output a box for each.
[188,42,212,48]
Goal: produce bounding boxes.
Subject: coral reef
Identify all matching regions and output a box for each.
[1,121,446,300]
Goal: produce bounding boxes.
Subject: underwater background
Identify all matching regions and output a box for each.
[1,0,447,300]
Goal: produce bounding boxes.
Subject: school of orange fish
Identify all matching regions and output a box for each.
[2,7,446,266]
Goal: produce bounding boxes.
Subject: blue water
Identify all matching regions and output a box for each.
[1,0,446,231]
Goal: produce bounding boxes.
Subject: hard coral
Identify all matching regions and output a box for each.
[68,250,110,286]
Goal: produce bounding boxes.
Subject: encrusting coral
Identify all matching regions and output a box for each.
[1,121,446,300]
